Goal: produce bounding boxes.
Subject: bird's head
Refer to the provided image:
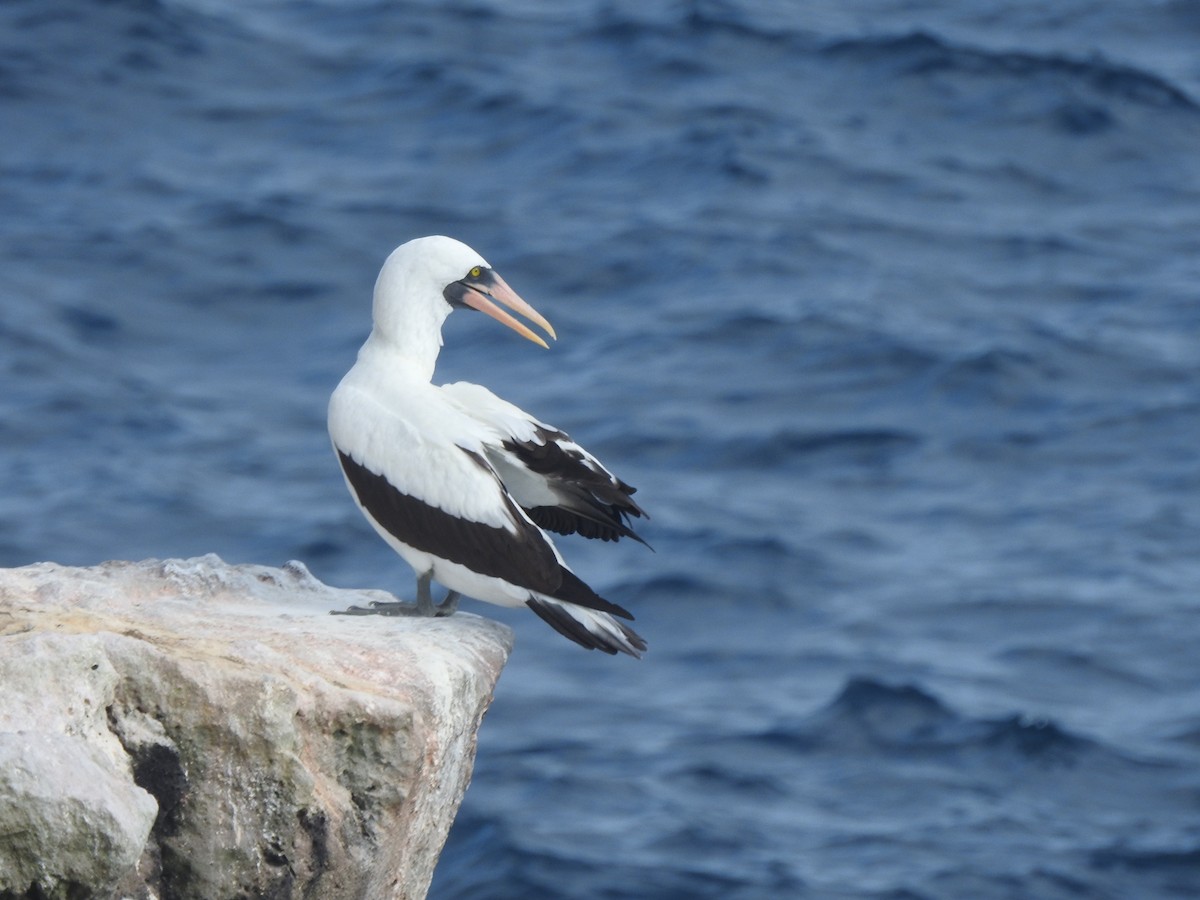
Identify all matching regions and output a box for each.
[372,235,556,349]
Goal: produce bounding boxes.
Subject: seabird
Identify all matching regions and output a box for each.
[328,236,648,657]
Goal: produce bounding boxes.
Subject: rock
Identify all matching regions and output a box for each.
[0,555,512,900]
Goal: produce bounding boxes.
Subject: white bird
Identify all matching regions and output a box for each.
[328,236,648,657]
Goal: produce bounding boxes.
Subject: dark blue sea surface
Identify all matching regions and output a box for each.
[3,1,1200,896]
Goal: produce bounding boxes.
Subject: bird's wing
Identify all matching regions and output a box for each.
[329,380,633,618]
[330,380,561,593]
[440,381,649,545]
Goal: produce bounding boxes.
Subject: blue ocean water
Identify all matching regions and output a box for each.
[3,0,1200,896]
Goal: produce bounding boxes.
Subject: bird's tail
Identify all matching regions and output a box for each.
[527,596,647,658]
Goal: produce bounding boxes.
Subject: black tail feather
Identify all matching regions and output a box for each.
[553,567,635,619]
[526,597,647,658]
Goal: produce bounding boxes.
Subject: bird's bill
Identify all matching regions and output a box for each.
[460,272,557,349]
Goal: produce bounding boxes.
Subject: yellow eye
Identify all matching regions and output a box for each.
[469,266,482,278]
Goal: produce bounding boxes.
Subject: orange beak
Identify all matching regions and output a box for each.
[450,269,557,348]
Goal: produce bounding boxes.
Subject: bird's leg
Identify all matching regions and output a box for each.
[413,571,436,616]
[330,572,437,617]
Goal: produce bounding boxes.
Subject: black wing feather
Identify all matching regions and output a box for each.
[337,448,560,594]
[338,448,634,618]
[502,426,648,544]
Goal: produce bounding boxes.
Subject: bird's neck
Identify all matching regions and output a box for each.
[362,289,452,382]
[359,328,443,383]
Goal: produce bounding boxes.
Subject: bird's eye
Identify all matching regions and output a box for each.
[469,266,482,279]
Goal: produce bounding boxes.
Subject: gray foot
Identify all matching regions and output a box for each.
[330,600,425,617]
[330,573,459,618]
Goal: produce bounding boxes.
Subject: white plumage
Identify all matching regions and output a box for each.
[328,236,647,657]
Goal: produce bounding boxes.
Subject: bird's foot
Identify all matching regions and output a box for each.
[330,575,459,618]
[330,600,426,617]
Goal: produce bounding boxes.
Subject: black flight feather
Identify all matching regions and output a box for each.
[501,425,648,545]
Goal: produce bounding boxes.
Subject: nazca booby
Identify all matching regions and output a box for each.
[328,236,648,657]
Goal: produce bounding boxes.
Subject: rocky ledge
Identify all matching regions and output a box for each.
[0,555,512,900]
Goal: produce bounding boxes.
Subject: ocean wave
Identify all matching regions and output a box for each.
[1092,844,1200,873]
[436,807,789,900]
[753,677,1099,763]
[588,3,806,47]
[821,30,1197,113]
[437,808,807,900]
[1089,843,1200,896]
[707,428,924,470]
[666,761,785,799]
